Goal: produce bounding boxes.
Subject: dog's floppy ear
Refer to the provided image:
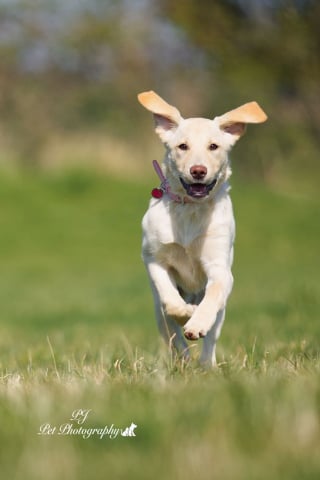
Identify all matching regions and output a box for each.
[218,101,267,138]
[137,90,182,141]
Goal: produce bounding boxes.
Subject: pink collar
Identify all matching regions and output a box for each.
[151,160,191,204]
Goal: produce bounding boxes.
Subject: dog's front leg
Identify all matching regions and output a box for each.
[145,257,195,356]
[145,258,196,324]
[183,267,233,341]
[151,287,190,356]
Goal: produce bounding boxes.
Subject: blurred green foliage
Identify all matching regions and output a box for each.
[0,0,319,194]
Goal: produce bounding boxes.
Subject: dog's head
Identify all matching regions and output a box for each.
[138,91,267,200]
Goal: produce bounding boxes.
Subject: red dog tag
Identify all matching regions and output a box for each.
[151,188,163,199]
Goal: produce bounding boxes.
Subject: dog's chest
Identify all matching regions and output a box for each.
[172,207,208,246]
[165,201,213,246]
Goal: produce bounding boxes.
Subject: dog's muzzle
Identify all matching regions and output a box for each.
[179,177,218,198]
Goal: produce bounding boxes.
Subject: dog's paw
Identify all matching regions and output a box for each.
[183,319,208,341]
[165,302,196,326]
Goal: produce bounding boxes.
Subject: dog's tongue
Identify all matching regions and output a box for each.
[188,183,208,197]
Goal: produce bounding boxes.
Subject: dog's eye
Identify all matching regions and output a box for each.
[209,143,219,151]
[178,143,189,151]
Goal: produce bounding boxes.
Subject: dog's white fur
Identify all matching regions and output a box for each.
[138,91,267,367]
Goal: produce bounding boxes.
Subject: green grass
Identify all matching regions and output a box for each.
[0,169,319,480]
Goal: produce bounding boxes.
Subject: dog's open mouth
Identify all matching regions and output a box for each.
[180,177,218,198]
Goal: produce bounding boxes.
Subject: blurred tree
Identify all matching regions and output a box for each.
[0,0,205,165]
[158,0,320,183]
[159,0,320,116]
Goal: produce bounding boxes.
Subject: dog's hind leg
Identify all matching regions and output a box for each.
[199,309,226,367]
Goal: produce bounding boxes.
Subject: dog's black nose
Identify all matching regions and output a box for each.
[190,165,207,180]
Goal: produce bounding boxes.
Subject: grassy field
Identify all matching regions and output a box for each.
[0,169,319,480]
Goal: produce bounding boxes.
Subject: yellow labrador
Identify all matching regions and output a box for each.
[138,91,267,366]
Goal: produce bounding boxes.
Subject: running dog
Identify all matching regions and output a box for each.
[138,91,267,366]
